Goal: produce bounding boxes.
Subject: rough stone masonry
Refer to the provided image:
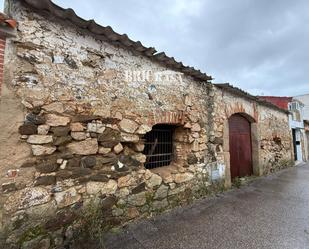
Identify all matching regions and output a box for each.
[0,0,294,248]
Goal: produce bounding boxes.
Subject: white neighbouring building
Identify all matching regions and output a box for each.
[294,94,309,161]
[288,99,306,162]
[294,94,309,120]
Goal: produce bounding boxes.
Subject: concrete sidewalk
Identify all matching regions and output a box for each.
[104,163,309,249]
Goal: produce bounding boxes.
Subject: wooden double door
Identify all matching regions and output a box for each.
[229,114,253,179]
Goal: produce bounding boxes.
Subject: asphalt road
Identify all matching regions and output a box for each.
[104,163,309,249]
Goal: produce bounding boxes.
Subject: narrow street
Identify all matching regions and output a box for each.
[104,163,309,249]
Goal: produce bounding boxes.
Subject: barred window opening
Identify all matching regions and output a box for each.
[143,124,175,169]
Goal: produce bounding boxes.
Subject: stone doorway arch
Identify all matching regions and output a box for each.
[223,112,261,187]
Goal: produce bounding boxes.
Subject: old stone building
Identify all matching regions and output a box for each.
[0,0,294,247]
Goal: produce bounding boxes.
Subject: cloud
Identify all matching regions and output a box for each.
[167,0,205,17]
[13,0,309,96]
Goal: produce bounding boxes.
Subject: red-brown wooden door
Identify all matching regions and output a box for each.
[229,114,253,179]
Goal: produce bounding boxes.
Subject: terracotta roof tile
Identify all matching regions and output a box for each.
[0,13,17,29]
[215,83,289,114]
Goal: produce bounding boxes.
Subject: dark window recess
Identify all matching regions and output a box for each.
[143,124,175,169]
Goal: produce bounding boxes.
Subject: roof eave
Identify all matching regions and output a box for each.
[215,83,290,114]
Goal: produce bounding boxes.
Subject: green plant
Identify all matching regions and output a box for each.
[232,177,242,188]
[110,227,121,234]
[145,192,154,207]
[217,183,226,193]
[116,202,127,210]
[168,195,181,208]
[279,159,295,168]
[194,173,211,198]
[73,200,109,249]
[18,225,46,246]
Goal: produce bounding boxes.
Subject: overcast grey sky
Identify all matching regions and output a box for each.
[2,0,309,96]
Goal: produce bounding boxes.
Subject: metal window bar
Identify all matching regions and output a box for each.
[143,124,174,169]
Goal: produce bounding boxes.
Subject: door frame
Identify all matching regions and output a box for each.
[293,129,303,161]
[223,112,261,188]
[292,129,297,160]
[229,114,253,179]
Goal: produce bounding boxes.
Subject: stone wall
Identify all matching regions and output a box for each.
[258,105,294,173]
[0,2,223,247]
[213,86,293,185]
[0,0,293,247]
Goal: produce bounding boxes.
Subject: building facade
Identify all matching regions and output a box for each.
[295,94,309,120]
[289,99,306,162]
[259,96,307,162]
[0,0,294,247]
[294,94,309,161]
